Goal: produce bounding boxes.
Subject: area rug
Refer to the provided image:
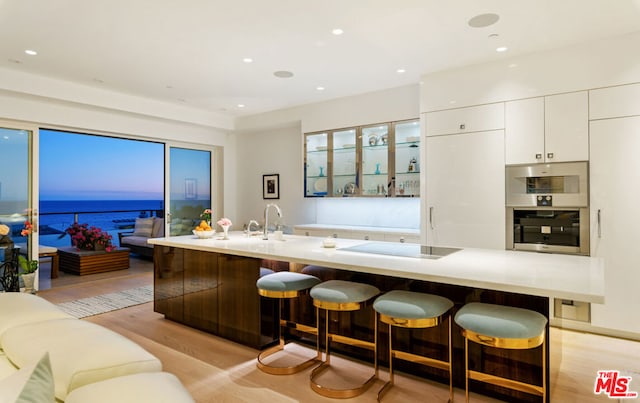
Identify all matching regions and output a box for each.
[56,285,153,319]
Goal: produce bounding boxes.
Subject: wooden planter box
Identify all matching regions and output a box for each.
[58,247,130,276]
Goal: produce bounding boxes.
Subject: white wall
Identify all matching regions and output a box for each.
[237,84,420,133]
[316,198,420,229]
[234,123,316,231]
[421,31,640,111]
[234,84,421,230]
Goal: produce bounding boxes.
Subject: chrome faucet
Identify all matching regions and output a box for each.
[246,219,260,236]
[263,203,282,240]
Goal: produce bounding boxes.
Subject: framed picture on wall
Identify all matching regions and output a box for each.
[263,174,279,199]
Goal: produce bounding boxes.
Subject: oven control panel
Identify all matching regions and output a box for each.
[537,195,553,207]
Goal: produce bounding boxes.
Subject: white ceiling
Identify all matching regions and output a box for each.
[1,0,639,118]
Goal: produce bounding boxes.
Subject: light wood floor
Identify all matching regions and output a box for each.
[37,257,640,402]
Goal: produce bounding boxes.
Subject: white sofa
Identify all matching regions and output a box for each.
[0,292,194,402]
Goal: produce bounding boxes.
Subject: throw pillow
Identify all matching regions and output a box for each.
[132,217,154,237]
[0,352,54,403]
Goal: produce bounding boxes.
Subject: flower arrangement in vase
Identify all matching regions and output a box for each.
[61,223,115,251]
[217,218,232,240]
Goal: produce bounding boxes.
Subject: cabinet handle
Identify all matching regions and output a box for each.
[333,233,338,238]
[597,209,602,238]
[364,235,370,240]
[429,207,434,230]
[459,124,466,130]
[535,153,543,160]
[305,231,309,236]
[547,152,554,159]
[399,237,405,243]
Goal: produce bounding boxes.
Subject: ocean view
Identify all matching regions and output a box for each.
[39,200,164,247]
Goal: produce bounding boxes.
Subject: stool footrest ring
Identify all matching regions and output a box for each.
[330,333,376,351]
[468,369,544,396]
[393,350,450,372]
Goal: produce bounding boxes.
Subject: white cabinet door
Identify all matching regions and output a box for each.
[426,130,505,249]
[425,103,504,137]
[590,83,640,120]
[545,91,589,162]
[505,97,544,165]
[590,116,640,334]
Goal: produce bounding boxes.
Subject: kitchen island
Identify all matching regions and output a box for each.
[149,232,604,402]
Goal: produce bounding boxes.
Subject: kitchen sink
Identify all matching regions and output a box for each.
[339,242,460,259]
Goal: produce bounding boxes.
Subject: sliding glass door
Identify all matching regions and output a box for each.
[0,121,38,290]
[167,145,214,236]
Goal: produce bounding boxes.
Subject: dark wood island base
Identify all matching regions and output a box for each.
[153,245,552,403]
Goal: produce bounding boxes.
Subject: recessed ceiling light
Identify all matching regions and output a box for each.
[332,28,344,35]
[496,46,508,52]
[316,86,325,91]
[237,104,245,108]
[508,63,518,68]
[449,100,457,105]
[274,70,294,78]
[24,49,37,56]
[468,13,500,28]
[396,68,406,74]
[243,57,253,63]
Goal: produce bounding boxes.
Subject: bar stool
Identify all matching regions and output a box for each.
[310,279,380,399]
[454,302,548,402]
[256,271,322,375]
[373,290,454,402]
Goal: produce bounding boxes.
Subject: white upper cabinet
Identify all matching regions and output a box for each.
[545,91,589,163]
[505,97,544,165]
[590,83,640,120]
[425,103,504,137]
[505,91,588,164]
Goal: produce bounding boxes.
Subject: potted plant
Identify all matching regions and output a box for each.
[18,255,38,294]
[60,223,115,251]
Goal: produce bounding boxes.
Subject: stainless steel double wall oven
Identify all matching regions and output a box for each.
[506,161,589,255]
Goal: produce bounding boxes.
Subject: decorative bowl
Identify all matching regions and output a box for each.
[193,229,215,239]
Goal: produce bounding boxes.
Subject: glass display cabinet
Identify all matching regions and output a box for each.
[393,119,421,197]
[304,132,329,197]
[361,124,390,196]
[304,118,419,198]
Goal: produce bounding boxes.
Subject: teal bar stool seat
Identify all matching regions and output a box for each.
[373,290,454,402]
[256,271,321,375]
[309,279,380,399]
[454,302,548,402]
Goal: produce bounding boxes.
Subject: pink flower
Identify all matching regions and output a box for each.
[217,218,232,227]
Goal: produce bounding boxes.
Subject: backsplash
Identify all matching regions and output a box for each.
[316,198,420,229]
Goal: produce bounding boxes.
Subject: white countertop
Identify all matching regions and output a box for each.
[149,232,604,303]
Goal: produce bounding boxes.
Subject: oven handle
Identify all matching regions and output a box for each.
[597,209,601,238]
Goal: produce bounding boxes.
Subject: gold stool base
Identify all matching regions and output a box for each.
[257,342,321,375]
[310,362,377,399]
